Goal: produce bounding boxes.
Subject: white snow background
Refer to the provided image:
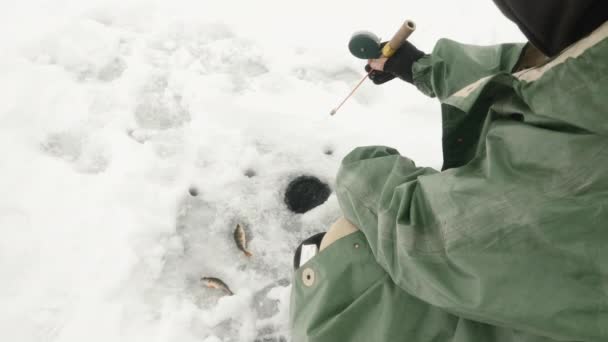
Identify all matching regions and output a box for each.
[0,1,523,341]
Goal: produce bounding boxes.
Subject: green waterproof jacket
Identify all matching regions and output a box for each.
[290,21,608,342]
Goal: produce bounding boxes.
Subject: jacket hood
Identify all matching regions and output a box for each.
[493,0,608,56]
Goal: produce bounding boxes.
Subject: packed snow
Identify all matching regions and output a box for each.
[0,1,523,341]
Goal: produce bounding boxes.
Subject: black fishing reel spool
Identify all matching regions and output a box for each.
[348,31,383,59]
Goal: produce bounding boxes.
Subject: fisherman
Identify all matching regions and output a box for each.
[290,1,608,341]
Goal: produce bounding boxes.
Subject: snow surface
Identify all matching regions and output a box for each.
[0,1,523,341]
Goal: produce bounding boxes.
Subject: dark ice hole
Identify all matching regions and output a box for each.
[284,176,331,214]
[188,186,199,197]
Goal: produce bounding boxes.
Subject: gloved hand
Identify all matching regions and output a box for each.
[366,41,425,85]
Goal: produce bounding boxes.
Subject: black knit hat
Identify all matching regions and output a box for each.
[493,0,608,56]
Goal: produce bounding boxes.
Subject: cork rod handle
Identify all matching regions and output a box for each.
[382,20,416,57]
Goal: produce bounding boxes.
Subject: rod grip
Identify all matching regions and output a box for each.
[382,20,416,57]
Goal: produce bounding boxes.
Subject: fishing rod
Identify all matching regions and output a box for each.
[330,20,416,116]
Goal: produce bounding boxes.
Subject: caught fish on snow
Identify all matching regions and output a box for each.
[201,276,234,296]
[234,223,253,257]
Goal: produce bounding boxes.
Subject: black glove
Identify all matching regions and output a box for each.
[366,41,426,85]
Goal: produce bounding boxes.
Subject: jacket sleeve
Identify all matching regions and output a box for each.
[336,145,608,342]
[411,39,525,99]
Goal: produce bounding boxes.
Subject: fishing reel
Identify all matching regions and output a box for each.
[348,20,416,60]
[348,31,384,59]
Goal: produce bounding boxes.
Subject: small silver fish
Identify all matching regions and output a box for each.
[201,277,234,296]
[233,224,253,257]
